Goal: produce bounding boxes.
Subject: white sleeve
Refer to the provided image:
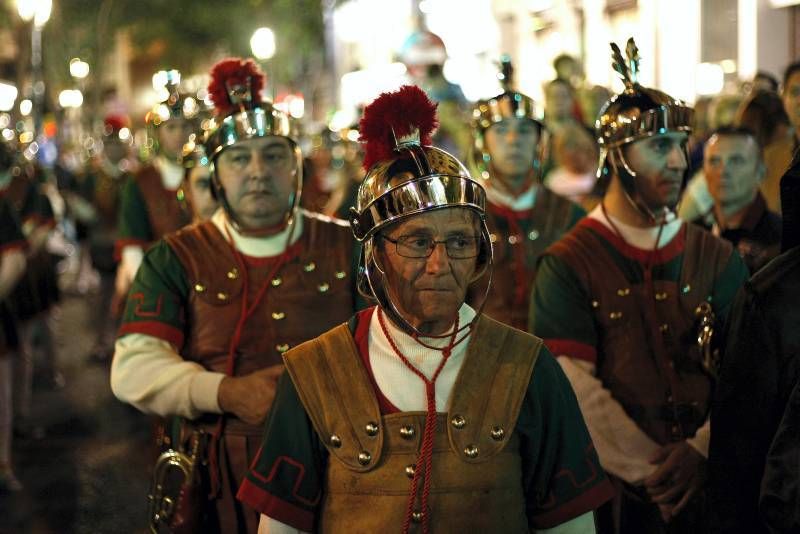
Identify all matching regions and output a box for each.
[556,356,660,484]
[533,511,596,534]
[686,417,711,458]
[120,245,144,284]
[258,514,308,534]
[111,333,225,419]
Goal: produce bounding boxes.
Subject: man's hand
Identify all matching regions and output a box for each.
[217,365,284,425]
[644,441,706,522]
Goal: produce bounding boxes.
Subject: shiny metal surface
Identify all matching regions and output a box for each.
[596,89,693,149]
[350,144,485,241]
[204,106,292,160]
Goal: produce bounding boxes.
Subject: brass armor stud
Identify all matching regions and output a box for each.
[659,324,669,333]
[464,445,479,458]
[271,311,285,320]
[194,283,206,293]
[528,229,540,241]
[508,235,519,245]
[412,512,423,523]
[617,288,631,296]
[404,464,416,478]
[682,284,691,294]
[271,277,282,287]
[226,268,239,280]
[358,451,371,465]
[330,435,342,448]
[365,422,379,436]
[399,425,416,439]
[335,271,346,279]
[317,282,330,293]
[591,300,599,308]
[451,415,466,429]
[655,292,668,301]
[303,261,316,272]
[276,343,289,353]
[609,311,623,320]
[490,427,505,441]
[216,292,228,301]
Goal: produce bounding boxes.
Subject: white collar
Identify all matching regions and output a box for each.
[210,208,303,258]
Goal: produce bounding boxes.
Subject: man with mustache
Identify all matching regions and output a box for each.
[529,39,749,533]
[111,58,357,533]
[238,85,613,533]
[467,58,584,331]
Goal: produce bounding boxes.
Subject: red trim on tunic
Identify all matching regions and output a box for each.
[529,477,615,529]
[237,478,315,532]
[114,238,149,261]
[117,320,183,347]
[580,217,685,264]
[0,240,27,254]
[544,339,597,364]
[354,306,402,415]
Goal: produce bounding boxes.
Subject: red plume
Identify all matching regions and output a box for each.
[207,58,265,117]
[359,85,438,170]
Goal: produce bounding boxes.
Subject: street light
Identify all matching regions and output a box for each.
[69,58,90,79]
[17,0,52,139]
[250,27,276,60]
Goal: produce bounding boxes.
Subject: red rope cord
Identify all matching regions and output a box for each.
[207,227,292,498]
[377,309,461,534]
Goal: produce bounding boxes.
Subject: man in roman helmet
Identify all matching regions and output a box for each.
[529,39,749,533]
[113,70,194,312]
[110,58,357,533]
[468,58,585,331]
[238,85,613,533]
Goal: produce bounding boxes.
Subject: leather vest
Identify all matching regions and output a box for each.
[470,188,579,331]
[135,165,191,240]
[548,223,733,444]
[165,212,355,436]
[283,314,541,533]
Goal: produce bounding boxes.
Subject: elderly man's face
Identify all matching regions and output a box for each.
[704,133,762,217]
[376,208,480,335]
[215,136,298,230]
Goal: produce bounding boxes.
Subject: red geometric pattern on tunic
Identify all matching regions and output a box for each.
[128,292,163,318]
[237,476,315,532]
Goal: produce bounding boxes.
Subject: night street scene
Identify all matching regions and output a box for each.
[2,0,800,533]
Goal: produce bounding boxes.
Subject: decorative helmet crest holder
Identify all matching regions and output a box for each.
[595,38,694,224]
[202,58,302,235]
[350,85,494,337]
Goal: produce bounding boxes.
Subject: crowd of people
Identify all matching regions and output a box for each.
[0,32,799,534]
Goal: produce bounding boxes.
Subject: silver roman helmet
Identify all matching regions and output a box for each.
[470,57,546,182]
[145,69,200,157]
[350,85,493,335]
[203,57,302,231]
[596,38,694,220]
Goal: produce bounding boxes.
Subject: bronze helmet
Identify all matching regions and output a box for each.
[596,38,693,220]
[350,85,492,334]
[470,57,546,182]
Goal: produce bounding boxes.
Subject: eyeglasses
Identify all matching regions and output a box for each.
[382,234,480,259]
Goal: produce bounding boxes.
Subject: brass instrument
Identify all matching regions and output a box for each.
[695,301,719,380]
[148,430,203,534]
